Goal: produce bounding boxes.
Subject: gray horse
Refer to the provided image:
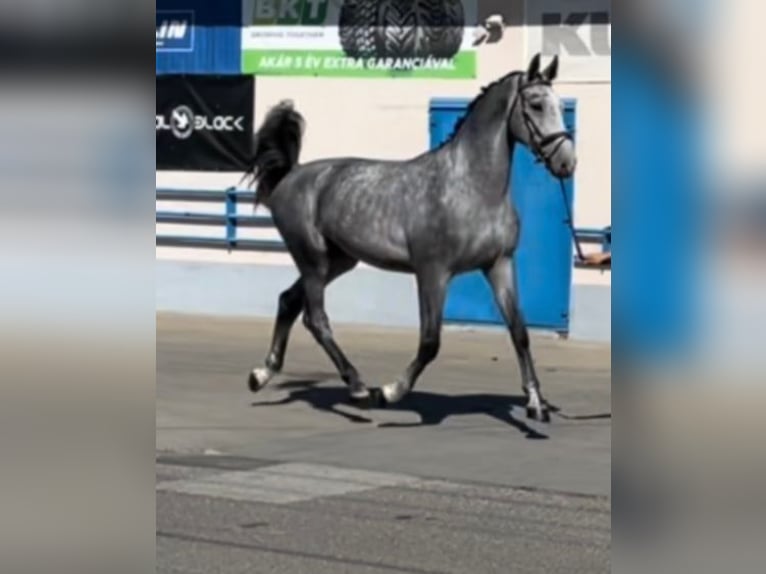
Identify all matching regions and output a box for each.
[245,54,576,422]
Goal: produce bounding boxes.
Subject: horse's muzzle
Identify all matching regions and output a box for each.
[548,140,577,179]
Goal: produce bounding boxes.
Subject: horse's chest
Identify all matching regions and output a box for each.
[449,207,518,267]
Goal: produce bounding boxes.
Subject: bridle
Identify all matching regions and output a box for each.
[509,75,588,263]
[508,75,573,170]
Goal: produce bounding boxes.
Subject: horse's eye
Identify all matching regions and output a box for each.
[530,102,544,112]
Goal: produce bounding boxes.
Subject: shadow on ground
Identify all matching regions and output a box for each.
[251,379,609,440]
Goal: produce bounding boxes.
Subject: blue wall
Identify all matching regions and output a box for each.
[156,0,242,74]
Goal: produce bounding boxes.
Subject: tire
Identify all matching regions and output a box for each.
[339,0,465,60]
[339,0,379,59]
[419,0,465,59]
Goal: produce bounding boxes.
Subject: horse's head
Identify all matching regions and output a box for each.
[509,54,577,179]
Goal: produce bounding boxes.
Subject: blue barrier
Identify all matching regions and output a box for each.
[157,187,610,263]
[156,187,286,252]
[573,226,611,270]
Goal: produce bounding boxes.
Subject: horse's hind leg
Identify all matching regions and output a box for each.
[249,278,304,392]
[378,268,449,405]
[249,254,357,393]
[300,257,369,401]
[484,257,550,423]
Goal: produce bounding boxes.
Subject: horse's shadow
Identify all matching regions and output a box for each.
[250,380,597,440]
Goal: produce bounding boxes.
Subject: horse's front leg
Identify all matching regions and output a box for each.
[377,268,449,406]
[484,257,550,422]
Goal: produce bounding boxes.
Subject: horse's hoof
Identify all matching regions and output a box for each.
[248,372,260,393]
[351,387,386,410]
[349,385,370,407]
[526,406,551,423]
[248,368,273,393]
[370,387,388,408]
[380,380,408,404]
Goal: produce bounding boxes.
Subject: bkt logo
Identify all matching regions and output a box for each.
[254,0,329,25]
[156,106,246,139]
[156,10,195,52]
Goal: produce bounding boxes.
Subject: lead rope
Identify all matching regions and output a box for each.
[558,178,587,263]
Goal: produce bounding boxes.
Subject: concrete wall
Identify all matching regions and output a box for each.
[156,0,611,341]
[156,259,610,342]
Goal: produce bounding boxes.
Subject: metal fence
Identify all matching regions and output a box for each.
[156,187,610,264]
[573,226,611,269]
[156,187,287,252]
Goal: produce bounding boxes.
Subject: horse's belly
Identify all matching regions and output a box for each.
[327,225,413,273]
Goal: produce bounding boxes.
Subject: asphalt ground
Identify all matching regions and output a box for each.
[157,313,611,573]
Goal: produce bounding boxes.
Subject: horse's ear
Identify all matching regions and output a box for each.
[526,53,541,80]
[542,55,559,82]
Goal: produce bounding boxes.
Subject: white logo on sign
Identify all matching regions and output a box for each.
[156,106,247,139]
[171,106,195,139]
[156,10,195,52]
[156,20,188,42]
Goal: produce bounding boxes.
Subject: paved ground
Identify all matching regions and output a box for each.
[157,313,611,573]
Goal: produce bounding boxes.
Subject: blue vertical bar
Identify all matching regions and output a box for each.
[225,187,237,251]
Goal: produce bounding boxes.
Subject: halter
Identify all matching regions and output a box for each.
[508,75,573,169]
[509,75,591,264]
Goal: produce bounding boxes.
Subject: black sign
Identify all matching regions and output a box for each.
[156,75,254,171]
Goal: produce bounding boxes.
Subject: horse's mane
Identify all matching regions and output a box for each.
[435,70,523,150]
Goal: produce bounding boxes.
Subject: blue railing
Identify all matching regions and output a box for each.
[157,187,611,265]
[156,187,288,252]
[573,226,611,269]
[575,226,611,251]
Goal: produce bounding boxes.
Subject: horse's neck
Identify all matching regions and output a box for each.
[444,87,517,201]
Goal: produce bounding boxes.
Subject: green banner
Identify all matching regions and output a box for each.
[242,0,478,79]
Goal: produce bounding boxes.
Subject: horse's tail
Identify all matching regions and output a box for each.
[244,100,305,206]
